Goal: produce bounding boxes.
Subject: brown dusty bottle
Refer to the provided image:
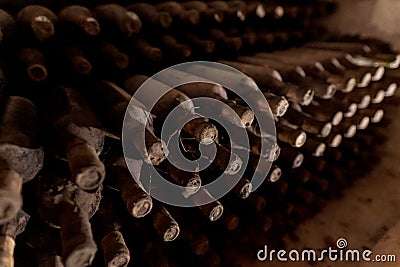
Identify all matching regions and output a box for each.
[50,87,105,190]
[316,97,358,118]
[58,5,100,36]
[192,188,224,221]
[255,51,357,93]
[106,164,153,218]
[276,145,304,169]
[257,49,373,87]
[131,38,163,62]
[283,107,332,137]
[285,47,385,83]
[93,4,142,37]
[218,60,314,105]
[124,75,218,145]
[0,211,30,267]
[156,1,200,25]
[184,33,215,54]
[0,96,43,224]
[153,68,254,127]
[0,10,15,46]
[16,5,56,41]
[98,42,129,70]
[295,101,344,126]
[246,1,268,19]
[208,29,242,51]
[37,169,101,267]
[93,196,130,267]
[62,46,92,75]
[95,80,167,165]
[237,56,336,99]
[182,1,224,23]
[207,1,244,21]
[159,34,191,58]
[151,202,180,242]
[180,139,243,176]
[126,3,172,28]
[18,48,48,82]
[261,92,289,117]
[240,127,279,161]
[275,120,307,148]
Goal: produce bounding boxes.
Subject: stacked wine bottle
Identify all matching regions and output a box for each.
[0,1,398,267]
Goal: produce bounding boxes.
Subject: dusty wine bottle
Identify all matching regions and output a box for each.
[58,5,100,36]
[237,56,336,99]
[106,164,153,218]
[159,34,191,58]
[93,4,142,36]
[131,38,163,62]
[62,46,92,75]
[182,1,224,23]
[0,9,15,46]
[37,169,101,267]
[275,121,307,148]
[0,210,30,267]
[18,48,48,82]
[156,1,200,25]
[98,42,129,70]
[184,33,215,54]
[93,196,130,267]
[126,3,173,28]
[0,96,43,224]
[209,29,242,51]
[192,188,224,221]
[151,202,180,242]
[283,107,332,137]
[218,60,314,105]
[50,87,105,190]
[95,80,167,165]
[16,5,56,41]
[124,75,218,145]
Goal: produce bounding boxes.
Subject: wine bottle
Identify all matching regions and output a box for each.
[16,5,56,41]
[49,87,105,190]
[0,96,43,224]
[93,4,142,37]
[156,1,200,25]
[58,5,100,36]
[126,3,173,28]
[18,48,48,82]
[37,168,101,267]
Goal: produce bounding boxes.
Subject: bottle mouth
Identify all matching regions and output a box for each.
[313,143,326,157]
[357,72,372,88]
[371,66,385,81]
[385,83,398,97]
[372,90,385,104]
[358,95,371,109]
[342,77,356,93]
[269,166,282,182]
[357,117,370,130]
[371,109,384,123]
[292,153,304,169]
[344,125,357,138]
[330,134,342,148]
[332,111,344,126]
